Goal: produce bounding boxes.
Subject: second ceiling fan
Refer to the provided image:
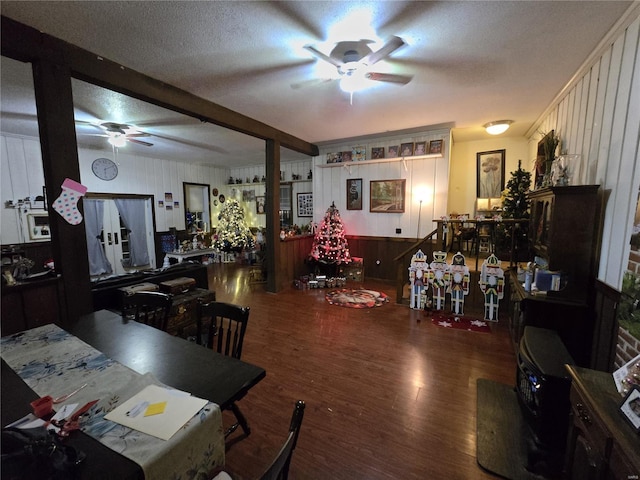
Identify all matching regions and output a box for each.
[76,121,154,147]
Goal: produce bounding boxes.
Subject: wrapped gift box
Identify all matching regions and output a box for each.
[339,258,364,282]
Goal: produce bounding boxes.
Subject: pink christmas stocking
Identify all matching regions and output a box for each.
[52,178,88,225]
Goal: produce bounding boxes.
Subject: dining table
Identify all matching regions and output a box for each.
[433,217,529,269]
[1,309,266,480]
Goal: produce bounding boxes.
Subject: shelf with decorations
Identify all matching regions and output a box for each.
[316,154,444,173]
[226,179,312,187]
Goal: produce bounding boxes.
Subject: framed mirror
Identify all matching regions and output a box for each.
[183,182,211,234]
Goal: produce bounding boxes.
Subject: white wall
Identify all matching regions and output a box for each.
[448,137,529,216]
[228,158,313,230]
[312,128,451,239]
[529,10,640,289]
[1,135,47,244]
[0,135,229,244]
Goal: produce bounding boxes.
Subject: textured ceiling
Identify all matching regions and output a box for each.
[0,1,635,167]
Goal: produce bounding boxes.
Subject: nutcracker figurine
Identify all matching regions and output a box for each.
[478,254,504,321]
[428,251,449,311]
[446,252,470,315]
[408,249,428,309]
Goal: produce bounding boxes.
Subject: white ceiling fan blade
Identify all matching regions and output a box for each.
[126,132,152,138]
[78,133,109,138]
[75,120,104,132]
[304,45,343,68]
[362,36,405,65]
[290,78,333,90]
[127,138,153,147]
[365,72,413,85]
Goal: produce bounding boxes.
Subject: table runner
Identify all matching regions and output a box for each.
[1,324,225,480]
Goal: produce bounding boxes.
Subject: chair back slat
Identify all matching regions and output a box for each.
[197,301,249,360]
[126,291,173,332]
[259,400,306,480]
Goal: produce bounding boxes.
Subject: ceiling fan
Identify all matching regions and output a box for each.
[296,36,412,100]
[76,121,154,147]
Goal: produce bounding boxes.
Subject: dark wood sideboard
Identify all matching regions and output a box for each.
[564,365,640,480]
[1,274,67,335]
[1,263,209,335]
[91,262,209,311]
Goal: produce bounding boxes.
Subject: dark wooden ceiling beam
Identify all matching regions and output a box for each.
[1,15,319,157]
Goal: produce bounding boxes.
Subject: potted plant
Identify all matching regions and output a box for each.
[538,130,560,187]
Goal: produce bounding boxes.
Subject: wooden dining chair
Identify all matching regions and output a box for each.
[126,291,173,332]
[450,214,477,253]
[211,400,306,480]
[197,300,251,437]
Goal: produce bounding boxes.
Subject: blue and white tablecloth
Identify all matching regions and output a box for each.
[1,324,225,480]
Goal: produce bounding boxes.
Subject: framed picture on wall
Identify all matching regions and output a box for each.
[619,385,640,432]
[297,192,313,217]
[388,145,399,157]
[370,179,406,213]
[256,196,265,214]
[477,149,506,198]
[414,141,427,156]
[346,178,363,210]
[371,147,385,159]
[429,139,443,154]
[400,143,414,157]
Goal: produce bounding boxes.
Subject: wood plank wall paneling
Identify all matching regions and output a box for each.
[276,234,315,290]
[275,235,422,287]
[346,235,417,281]
[311,130,450,241]
[1,135,229,247]
[531,14,640,290]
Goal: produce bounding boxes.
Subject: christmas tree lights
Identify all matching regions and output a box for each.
[213,199,255,252]
[309,202,352,265]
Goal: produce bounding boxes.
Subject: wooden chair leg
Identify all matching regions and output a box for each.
[225,402,251,437]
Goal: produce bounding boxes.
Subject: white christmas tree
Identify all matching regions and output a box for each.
[309,202,352,265]
[213,199,255,252]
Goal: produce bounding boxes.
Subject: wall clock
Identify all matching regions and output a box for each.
[91,157,118,181]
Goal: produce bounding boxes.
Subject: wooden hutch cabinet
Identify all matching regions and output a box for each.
[508,185,601,367]
[528,185,600,301]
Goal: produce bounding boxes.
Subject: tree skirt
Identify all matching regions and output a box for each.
[325,289,388,308]
[431,313,491,333]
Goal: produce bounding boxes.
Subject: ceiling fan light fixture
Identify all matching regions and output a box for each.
[484,120,512,135]
[108,133,127,148]
[339,70,369,93]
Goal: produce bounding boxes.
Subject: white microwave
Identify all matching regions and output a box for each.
[27,212,50,240]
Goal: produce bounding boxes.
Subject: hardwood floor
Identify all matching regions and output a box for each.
[208,263,515,480]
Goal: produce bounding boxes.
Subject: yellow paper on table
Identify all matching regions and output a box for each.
[144,401,167,417]
[105,385,207,440]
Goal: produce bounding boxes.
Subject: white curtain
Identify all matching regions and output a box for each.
[114,198,149,267]
[83,199,113,276]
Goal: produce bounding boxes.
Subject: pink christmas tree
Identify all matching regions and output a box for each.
[309,202,352,265]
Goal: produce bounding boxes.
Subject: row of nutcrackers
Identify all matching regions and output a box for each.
[409,249,504,321]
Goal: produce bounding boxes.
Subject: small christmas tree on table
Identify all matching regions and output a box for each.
[213,199,255,252]
[309,202,352,267]
[496,159,531,260]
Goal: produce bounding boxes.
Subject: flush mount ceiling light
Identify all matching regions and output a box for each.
[484,120,513,135]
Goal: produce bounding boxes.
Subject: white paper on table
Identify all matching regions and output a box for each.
[104,385,208,440]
